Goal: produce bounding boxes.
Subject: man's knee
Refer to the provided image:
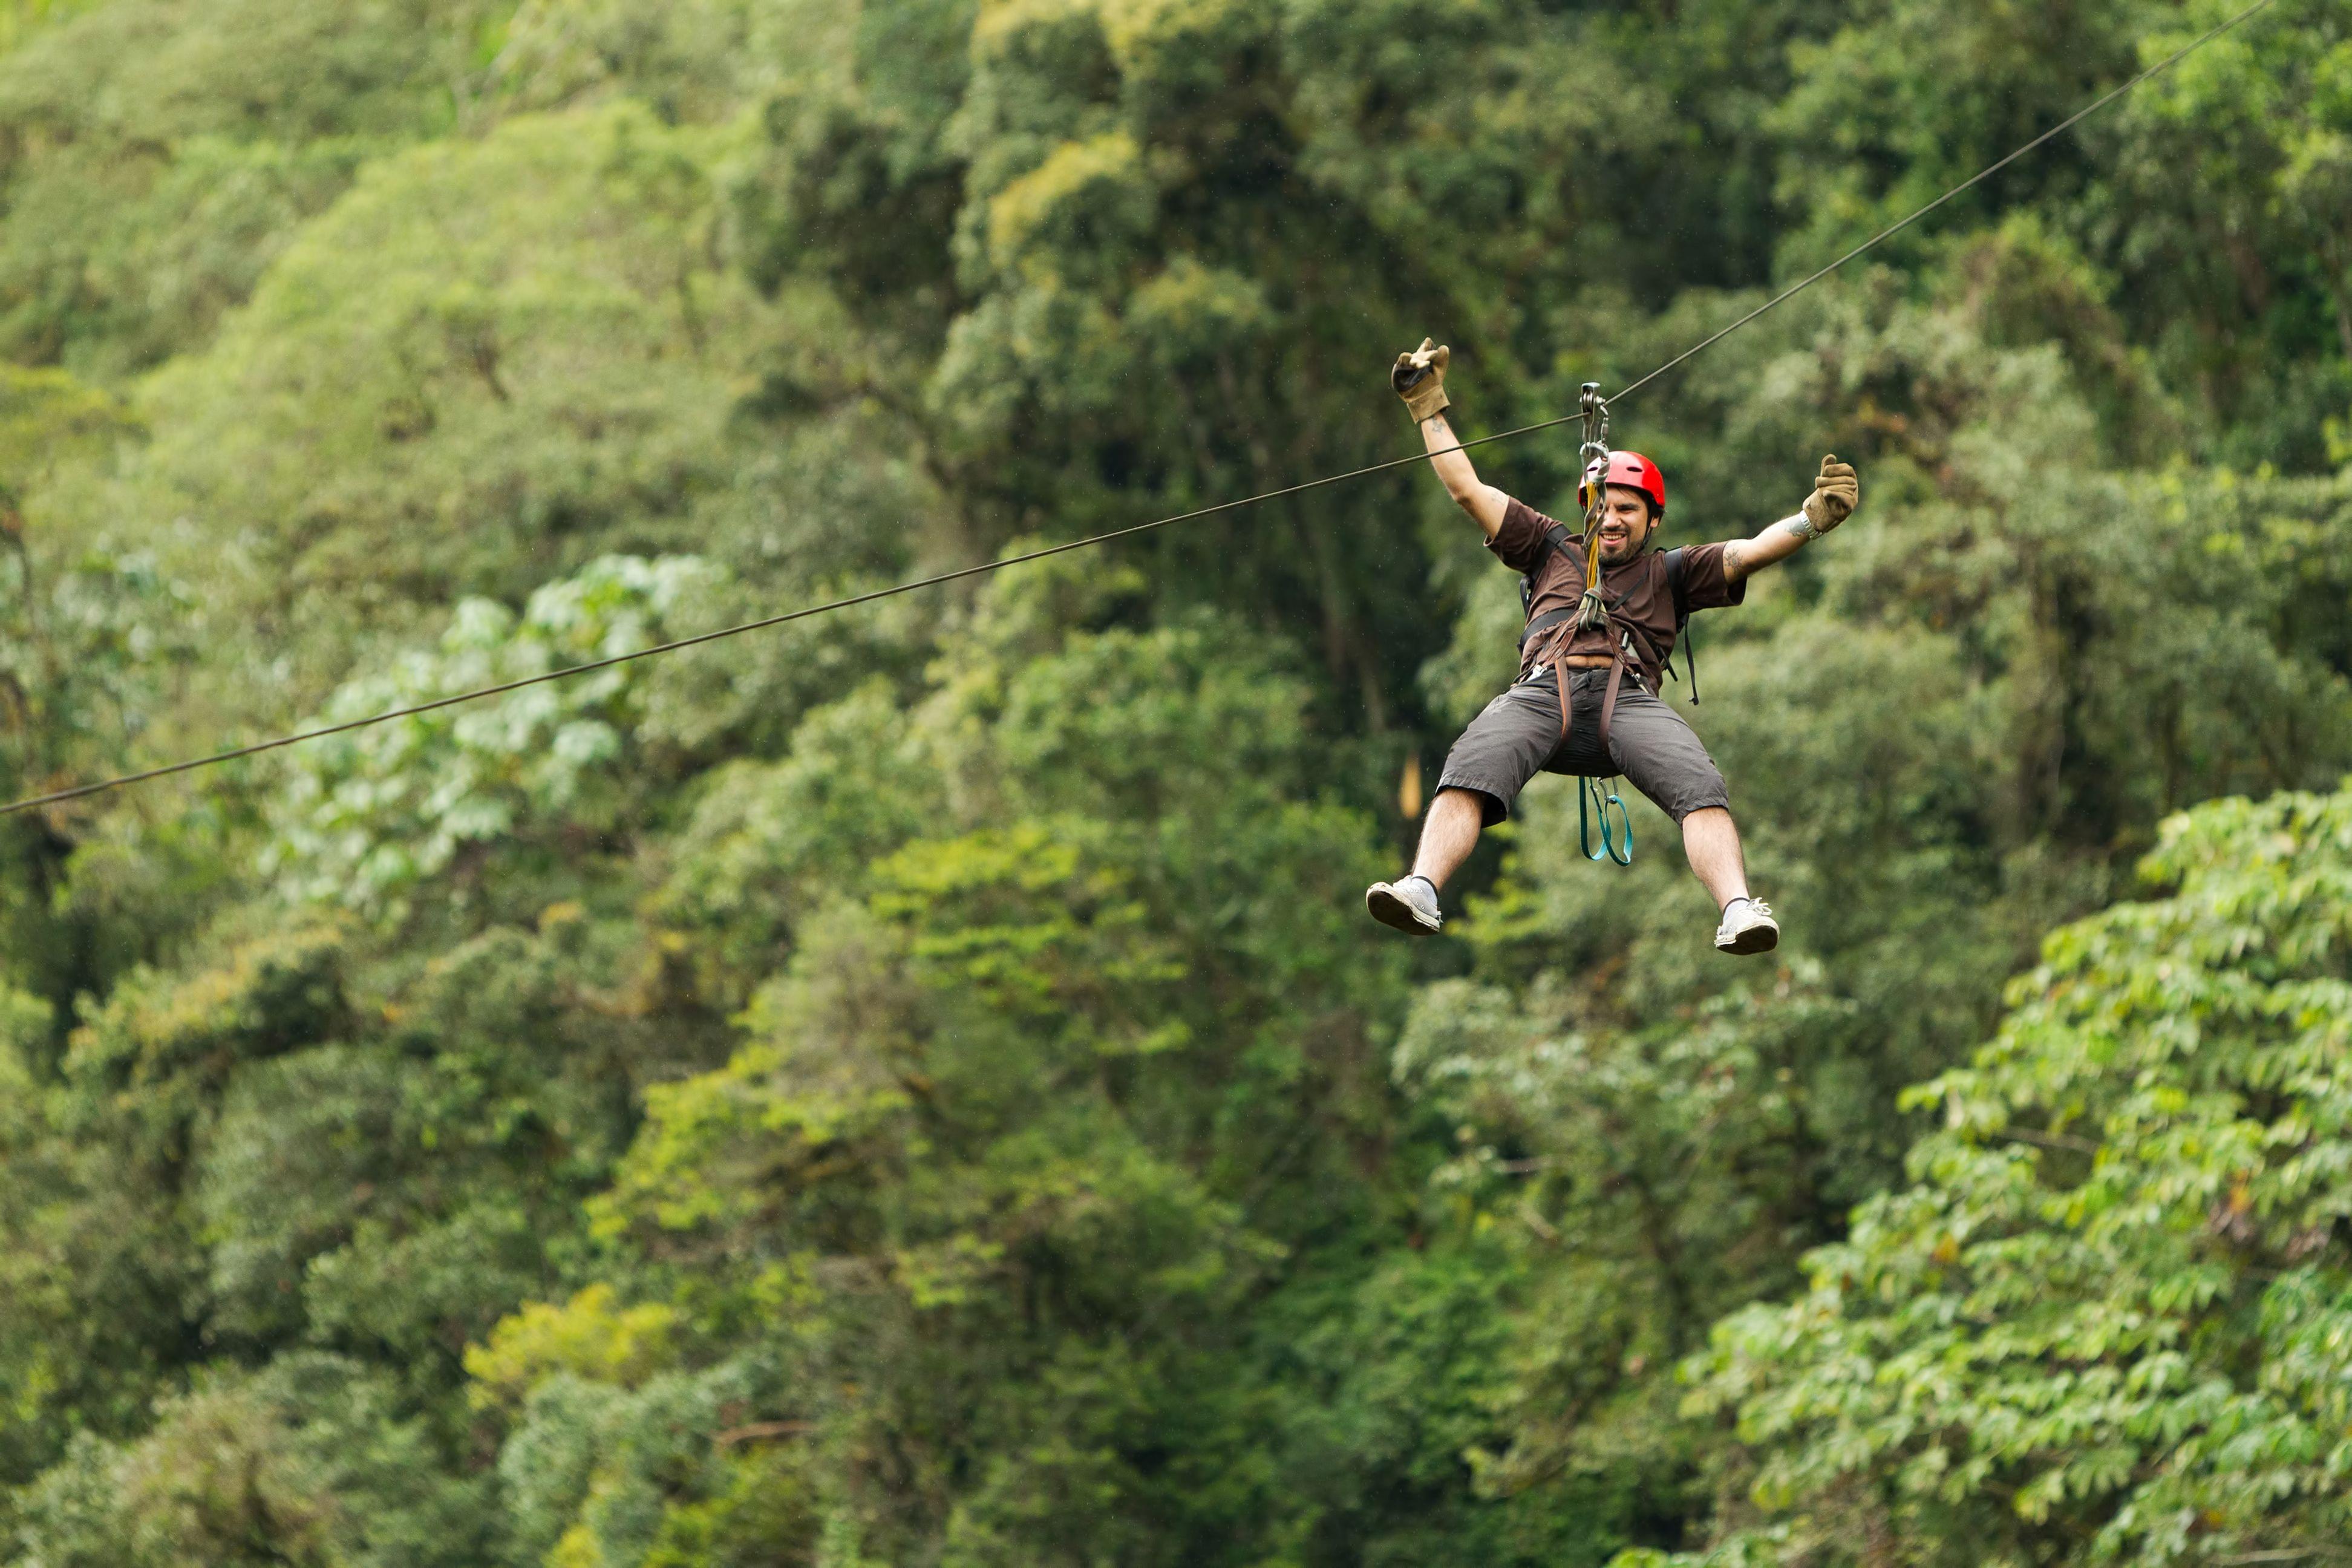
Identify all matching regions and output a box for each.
[1681,804,1735,829]
[1610,710,1729,823]
[1622,750,1730,824]
[1434,784,1505,828]
[1666,787,1734,826]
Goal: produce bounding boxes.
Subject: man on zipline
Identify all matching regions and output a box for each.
[1365,339,1860,954]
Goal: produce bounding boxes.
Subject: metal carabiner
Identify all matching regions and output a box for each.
[1578,382,1612,501]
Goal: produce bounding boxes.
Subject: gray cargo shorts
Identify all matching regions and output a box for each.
[1437,666,1730,826]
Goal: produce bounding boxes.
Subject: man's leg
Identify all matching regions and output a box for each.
[1679,806,1751,910]
[1606,690,1778,953]
[1368,786,1494,934]
[1368,681,1555,935]
[1411,787,1487,890]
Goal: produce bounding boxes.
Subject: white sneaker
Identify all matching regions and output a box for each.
[1365,874,1443,935]
[1714,897,1779,955]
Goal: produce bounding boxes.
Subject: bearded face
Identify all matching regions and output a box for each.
[1594,485,1657,564]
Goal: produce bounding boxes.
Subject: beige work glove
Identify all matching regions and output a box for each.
[1803,454,1860,533]
[1390,337,1451,422]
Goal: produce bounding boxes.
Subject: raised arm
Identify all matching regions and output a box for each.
[1393,338,1509,540]
[1723,455,1860,583]
[1417,410,1511,540]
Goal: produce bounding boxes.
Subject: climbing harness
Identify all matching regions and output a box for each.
[1520,384,1648,867]
[0,0,2277,822]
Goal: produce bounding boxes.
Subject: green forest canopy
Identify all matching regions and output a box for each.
[0,0,2348,1563]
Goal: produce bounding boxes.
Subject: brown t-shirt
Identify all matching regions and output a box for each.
[1491,497,1745,679]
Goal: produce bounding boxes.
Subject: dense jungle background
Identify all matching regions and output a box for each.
[3,0,2351,1563]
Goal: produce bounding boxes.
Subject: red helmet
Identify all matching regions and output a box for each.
[1578,450,1667,518]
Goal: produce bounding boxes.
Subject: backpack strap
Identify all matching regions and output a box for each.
[1662,546,1697,705]
[1520,523,1574,617]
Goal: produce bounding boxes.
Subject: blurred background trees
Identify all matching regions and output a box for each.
[0,1,2348,1563]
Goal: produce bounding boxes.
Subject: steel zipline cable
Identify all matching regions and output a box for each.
[0,0,2277,820]
[1607,0,2276,408]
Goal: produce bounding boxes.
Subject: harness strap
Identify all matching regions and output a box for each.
[1518,605,1579,649]
[1532,607,1647,744]
[1541,624,1575,744]
[1532,620,1641,751]
[1533,615,1642,870]
[1598,645,1630,755]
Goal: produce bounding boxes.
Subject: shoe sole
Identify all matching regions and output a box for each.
[1715,923,1780,956]
[1366,884,1441,936]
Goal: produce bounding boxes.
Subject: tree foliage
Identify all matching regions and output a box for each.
[0,0,2348,1564]
[1653,782,2352,1566]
